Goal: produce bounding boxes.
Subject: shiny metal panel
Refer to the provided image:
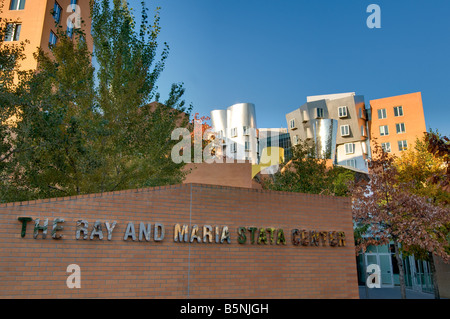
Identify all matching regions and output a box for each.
[312,119,338,160]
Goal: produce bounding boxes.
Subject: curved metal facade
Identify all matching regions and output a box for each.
[210,103,258,163]
[312,119,338,160]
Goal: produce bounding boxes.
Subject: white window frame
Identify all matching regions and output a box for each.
[245,141,251,151]
[289,118,296,129]
[344,143,355,154]
[4,23,21,41]
[49,30,58,47]
[378,108,387,119]
[379,125,389,136]
[398,140,408,151]
[346,159,357,168]
[243,126,250,136]
[293,135,299,145]
[9,0,26,10]
[381,142,391,153]
[230,127,238,137]
[340,125,350,137]
[230,142,237,153]
[394,106,404,117]
[338,106,348,118]
[315,108,324,119]
[396,123,406,134]
[53,1,62,24]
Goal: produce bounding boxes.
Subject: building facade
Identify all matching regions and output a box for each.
[2,0,93,71]
[0,183,359,298]
[286,92,370,172]
[210,103,259,163]
[369,92,426,157]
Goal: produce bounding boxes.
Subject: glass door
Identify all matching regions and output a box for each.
[365,253,394,288]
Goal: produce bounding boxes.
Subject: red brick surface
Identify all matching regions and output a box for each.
[0,183,359,298]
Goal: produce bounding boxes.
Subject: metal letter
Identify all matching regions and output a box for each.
[18,217,33,238]
[154,223,165,241]
[237,227,247,244]
[258,228,268,245]
[190,225,201,243]
[52,218,65,239]
[105,221,117,241]
[33,218,48,239]
[337,231,346,247]
[174,224,189,242]
[291,229,300,246]
[310,231,320,246]
[90,220,104,240]
[267,228,276,244]
[220,226,231,244]
[123,222,136,241]
[76,220,88,240]
[247,227,257,244]
[300,230,310,246]
[203,225,213,243]
[139,222,151,241]
[277,229,286,245]
[329,231,338,247]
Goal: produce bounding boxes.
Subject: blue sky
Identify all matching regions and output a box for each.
[127,0,450,136]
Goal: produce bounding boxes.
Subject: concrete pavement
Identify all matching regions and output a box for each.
[359,286,437,299]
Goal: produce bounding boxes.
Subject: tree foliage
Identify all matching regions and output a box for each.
[352,142,450,298]
[1,1,192,202]
[262,140,355,196]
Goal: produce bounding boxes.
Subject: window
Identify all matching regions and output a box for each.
[293,135,299,145]
[340,125,350,137]
[49,30,58,47]
[361,125,366,137]
[345,143,355,154]
[338,106,348,118]
[67,25,74,38]
[359,108,363,119]
[394,106,403,117]
[230,142,237,153]
[378,108,387,119]
[9,0,26,10]
[243,126,250,136]
[379,125,389,136]
[396,123,406,134]
[230,127,237,137]
[346,159,357,168]
[245,141,250,151]
[289,119,296,129]
[53,2,62,24]
[381,142,391,153]
[315,108,324,118]
[398,140,408,152]
[4,23,21,41]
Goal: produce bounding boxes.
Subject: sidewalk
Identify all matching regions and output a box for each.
[359,286,436,299]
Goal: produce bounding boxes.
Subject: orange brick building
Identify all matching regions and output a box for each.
[369,92,427,157]
[2,0,93,71]
[0,183,359,298]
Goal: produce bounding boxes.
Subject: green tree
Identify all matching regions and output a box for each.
[394,131,450,298]
[90,0,192,191]
[2,1,192,202]
[352,143,450,299]
[262,140,354,196]
[0,4,33,201]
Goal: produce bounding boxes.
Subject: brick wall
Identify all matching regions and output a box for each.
[0,183,359,298]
